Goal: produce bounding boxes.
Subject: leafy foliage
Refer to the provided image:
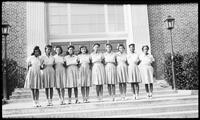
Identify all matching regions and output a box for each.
[163,52,198,90]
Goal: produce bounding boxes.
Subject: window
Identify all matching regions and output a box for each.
[47,3,125,37]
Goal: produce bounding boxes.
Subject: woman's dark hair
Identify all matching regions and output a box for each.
[31,46,41,56]
[78,45,88,54]
[129,43,135,48]
[68,45,75,50]
[45,45,52,52]
[55,45,63,54]
[117,44,125,50]
[105,43,112,50]
[66,45,75,55]
[93,43,100,48]
[142,45,149,51]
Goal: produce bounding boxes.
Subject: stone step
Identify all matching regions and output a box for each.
[103,110,198,118]
[3,95,198,116]
[11,86,171,96]
[13,83,166,93]
[10,87,172,99]
[8,89,176,103]
[3,102,198,118]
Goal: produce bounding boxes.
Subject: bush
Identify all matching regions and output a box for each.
[163,52,198,90]
[2,58,27,99]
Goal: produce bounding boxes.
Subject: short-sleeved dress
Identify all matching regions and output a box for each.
[24,56,43,89]
[127,53,142,83]
[54,54,66,88]
[139,53,155,84]
[78,54,92,87]
[64,55,79,88]
[116,52,128,83]
[91,52,106,85]
[104,52,117,84]
[41,55,55,88]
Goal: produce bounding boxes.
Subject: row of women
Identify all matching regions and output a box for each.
[24,43,155,107]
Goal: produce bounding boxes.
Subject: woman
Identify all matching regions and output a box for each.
[127,43,142,100]
[64,45,80,104]
[41,45,55,106]
[104,43,117,101]
[139,45,155,99]
[24,46,43,107]
[54,46,67,105]
[116,44,128,101]
[91,43,106,102]
[77,46,92,103]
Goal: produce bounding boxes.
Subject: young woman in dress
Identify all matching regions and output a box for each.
[41,45,55,106]
[54,46,67,105]
[91,43,106,102]
[104,43,117,101]
[139,45,155,99]
[116,44,128,101]
[64,45,80,104]
[77,46,92,103]
[127,44,142,100]
[24,46,43,107]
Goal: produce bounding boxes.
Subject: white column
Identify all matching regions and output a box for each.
[124,4,134,53]
[131,5,151,55]
[26,2,47,57]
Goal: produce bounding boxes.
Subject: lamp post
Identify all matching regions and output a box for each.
[2,22,11,101]
[164,15,176,90]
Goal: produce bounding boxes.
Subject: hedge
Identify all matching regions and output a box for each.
[2,58,26,99]
[163,52,198,90]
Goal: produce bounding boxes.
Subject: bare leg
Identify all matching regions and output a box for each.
[96,85,99,99]
[107,84,112,96]
[119,83,123,97]
[56,88,61,101]
[74,87,79,103]
[81,87,85,102]
[61,88,65,104]
[86,87,90,102]
[68,88,72,104]
[100,85,103,101]
[123,83,127,97]
[49,88,53,105]
[45,88,50,105]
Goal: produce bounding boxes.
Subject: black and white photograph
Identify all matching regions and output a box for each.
[2,0,198,118]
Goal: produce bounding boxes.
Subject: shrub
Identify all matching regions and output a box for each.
[2,58,27,99]
[181,52,198,89]
[163,52,198,90]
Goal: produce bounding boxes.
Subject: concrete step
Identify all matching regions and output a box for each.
[11,86,171,96]
[12,83,166,93]
[8,89,176,103]
[3,102,198,118]
[10,87,172,99]
[3,95,198,116]
[103,110,198,118]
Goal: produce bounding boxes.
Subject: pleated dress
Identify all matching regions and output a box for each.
[64,55,79,88]
[78,54,92,87]
[41,55,55,88]
[54,54,66,88]
[24,56,43,89]
[139,53,155,84]
[104,52,117,85]
[91,52,106,85]
[116,52,128,83]
[127,53,142,83]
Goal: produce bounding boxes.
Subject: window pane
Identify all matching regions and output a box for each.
[107,5,125,32]
[71,4,105,33]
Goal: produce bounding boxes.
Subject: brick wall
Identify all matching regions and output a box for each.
[2,2,27,68]
[147,3,198,79]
